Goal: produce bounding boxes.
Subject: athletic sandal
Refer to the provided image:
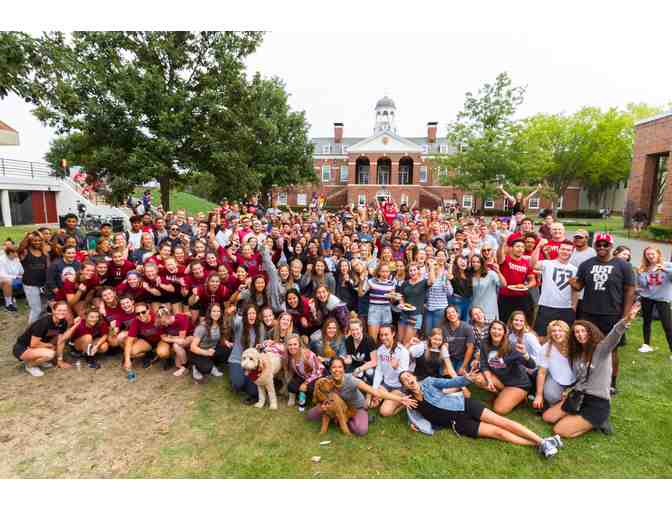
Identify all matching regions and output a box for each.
[173,366,187,377]
[25,365,44,377]
[544,434,564,449]
[538,439,558,459]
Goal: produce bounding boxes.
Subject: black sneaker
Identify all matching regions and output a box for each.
[142,351,157,369]
[86,357,100,369]
[368,414,377,425]
[241,395,257,406]
[609,386,617,396]
[598,419,614,435]
[6,303,18,312]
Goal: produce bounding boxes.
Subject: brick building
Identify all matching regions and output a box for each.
[625,110,672,226]
[274,97,580,213]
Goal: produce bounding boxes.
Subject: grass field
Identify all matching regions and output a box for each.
[143,189,218,216]
[1,302,670,478]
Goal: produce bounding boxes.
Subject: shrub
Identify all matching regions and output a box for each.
[557,209,603,219]
[648,224,672,241]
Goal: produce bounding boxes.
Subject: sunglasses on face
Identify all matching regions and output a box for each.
[136,309,148,316]
[595,242,610,248]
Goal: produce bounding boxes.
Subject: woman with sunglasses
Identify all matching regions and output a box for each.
[124,303,161,370]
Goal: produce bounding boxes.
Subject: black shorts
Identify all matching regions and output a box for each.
[451,398,486,438]
[578,312,623,346]
[534,306,576,336]
[562,393,611,428]
[13,342,28,361]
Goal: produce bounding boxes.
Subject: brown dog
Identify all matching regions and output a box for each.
[314,377,357,435]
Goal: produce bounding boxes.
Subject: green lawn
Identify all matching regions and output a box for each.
[142,188,218,216]
[133,321,672,478]
[0,225,40,243]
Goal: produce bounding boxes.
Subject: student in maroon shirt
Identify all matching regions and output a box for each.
[236,244,262,278]
[497,238,536,324]
[71,307,109,369]
[107,250,137,287]
[115,271,147,303]
[142,262,175,312]
[124,303,161,369]
[182,260,208,322]
[156,307,194,376]
[102,293,136,353]
[188,273,230,321]
[160,256,185,313]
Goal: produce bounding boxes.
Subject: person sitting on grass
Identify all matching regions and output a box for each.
[371,324,410,417]
[190,303,231,381]
[399,369,563,458]
[286,332,325,409]
[70,306,110,369]
[12,301,80,377]
[0,245,23,312]
[533,320,575,410]
[123,303,161,370]
[542,303,641,438]
[305,357,415,436]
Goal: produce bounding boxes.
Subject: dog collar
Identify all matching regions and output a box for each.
[247,368,261,382]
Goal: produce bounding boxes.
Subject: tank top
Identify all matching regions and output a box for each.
[21,250,48,287]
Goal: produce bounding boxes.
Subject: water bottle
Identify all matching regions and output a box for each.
[298,391,306,412]
[127,370,136,382]
[75,359,81,371]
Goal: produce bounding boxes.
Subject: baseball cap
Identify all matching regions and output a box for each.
[573,229,589,239]
[593,232,614,245]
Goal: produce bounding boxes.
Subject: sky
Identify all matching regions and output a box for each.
[2,2,671,163]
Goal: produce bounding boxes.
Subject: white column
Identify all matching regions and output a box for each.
[1,189,12,227]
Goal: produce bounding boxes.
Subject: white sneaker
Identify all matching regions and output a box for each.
[210,366,223,377]
[287,393,296,406]
[25,365,44,377]
[192,365,203,381]
[638,344,654,353]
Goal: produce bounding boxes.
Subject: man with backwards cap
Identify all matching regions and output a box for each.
[569,232,636,395]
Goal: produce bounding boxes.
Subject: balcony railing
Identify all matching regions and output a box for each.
[0,157,54,178]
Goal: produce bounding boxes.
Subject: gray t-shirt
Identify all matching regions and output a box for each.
[335,374,367,409]
[194,324,221,350]
[440,320,475,359]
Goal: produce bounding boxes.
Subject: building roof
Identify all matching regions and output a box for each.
[375,96,396,109]
[311,135,455,156]
[635,110,672,127]
[0,120,20,146]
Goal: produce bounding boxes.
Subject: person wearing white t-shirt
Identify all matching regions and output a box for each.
[533,320,576,408]
[530,239,578,342]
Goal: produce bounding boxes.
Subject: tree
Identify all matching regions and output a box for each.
[0,32,38,99]
[436,72,528,209]
[516,107,633,209]
[9,31,264,210]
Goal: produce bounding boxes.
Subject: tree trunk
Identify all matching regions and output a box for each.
[159,175,171,211]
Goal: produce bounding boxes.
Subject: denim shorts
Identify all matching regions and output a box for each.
[368,303,392,326]
[400,311,423,329]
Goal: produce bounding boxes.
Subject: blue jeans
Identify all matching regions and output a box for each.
[449,295,471,322]
[228,362,258,398]
[424,308,445,336]
[368,303,392,326]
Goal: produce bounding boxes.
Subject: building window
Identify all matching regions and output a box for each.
[557,196,564,210]
[439,144,449,154]
[377,166,391,185]
[276,192,287,206]
[399,166,410,185]
[321,165,331,183]
[400,194,409,205]
[421,144,429,154]
[462,195,473,209]
[356,166,369,184]
[340,165,348,183]
[296,193,307,206]
[436,167,448,181]
[419,166,428,183]
[322,144,331,154]
[358,194,367,206]
[528,197,540,210]
[484,198,494,209]
[342,145,348,154]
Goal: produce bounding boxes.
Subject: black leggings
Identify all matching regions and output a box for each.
[191,344,230,375]
[641,297,672,351]
[288,375,315,402]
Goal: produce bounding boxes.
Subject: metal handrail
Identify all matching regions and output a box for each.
[0,157,54,178]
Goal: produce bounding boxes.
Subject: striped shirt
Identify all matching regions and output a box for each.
[426,272,454,311]
[366,277,396,306]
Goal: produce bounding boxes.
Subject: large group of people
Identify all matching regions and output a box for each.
[7,193,671,460]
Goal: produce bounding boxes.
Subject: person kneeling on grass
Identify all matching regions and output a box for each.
[542,303,640,438]
[190,303,232,381]
[399,370,563,458]
[305,358,415,436]
[71,306,110,369]
[13,301,79,376]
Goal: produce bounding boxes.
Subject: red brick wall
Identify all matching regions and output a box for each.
[627,115,672,225]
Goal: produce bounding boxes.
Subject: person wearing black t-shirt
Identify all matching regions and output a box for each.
[18,231,49,324]
[343,318,377,384]
[13,301,80,377]
[570,233,635,394]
